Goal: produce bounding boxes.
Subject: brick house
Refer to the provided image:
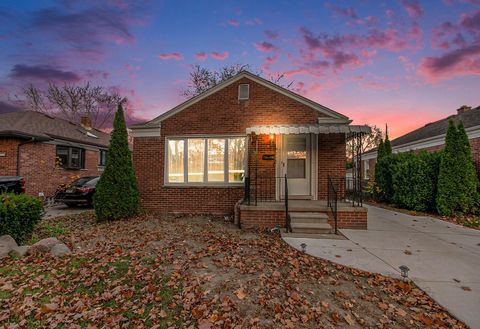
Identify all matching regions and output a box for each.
[0,111,110,197]
[131,71,370,232]
[362,105,480,181]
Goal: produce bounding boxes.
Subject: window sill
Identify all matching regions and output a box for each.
[163,183,244,188]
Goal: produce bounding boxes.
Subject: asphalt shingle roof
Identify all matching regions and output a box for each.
[364,106,480,155]
[0,111,110,147]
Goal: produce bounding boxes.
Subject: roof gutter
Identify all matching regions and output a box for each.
[17,137,36,176]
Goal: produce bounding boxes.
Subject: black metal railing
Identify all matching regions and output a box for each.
[243,175,291,232]
[327,176,338,235]
[284,174,291,233]
[327,177,368,207]
[248,176,287,204]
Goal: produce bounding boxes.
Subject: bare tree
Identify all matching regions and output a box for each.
[346,125,383,161]
[181,64,293,98]
[22,82,124,129]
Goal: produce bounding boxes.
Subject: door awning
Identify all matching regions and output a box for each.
[245,124,371,135]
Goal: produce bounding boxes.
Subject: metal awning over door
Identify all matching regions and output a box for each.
[245,124,371,136]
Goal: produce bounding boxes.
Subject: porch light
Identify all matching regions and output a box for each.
[399,265,410,281]
[269,134,274,147]
[300,242,307,253]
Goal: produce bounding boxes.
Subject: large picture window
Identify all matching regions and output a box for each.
[166,137,246,185]
[56,146,85,169]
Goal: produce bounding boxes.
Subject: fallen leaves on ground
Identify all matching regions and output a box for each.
[0,212,466,328]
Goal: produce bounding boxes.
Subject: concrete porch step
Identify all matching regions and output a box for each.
[290,222,332,234]
[289,212,328,223]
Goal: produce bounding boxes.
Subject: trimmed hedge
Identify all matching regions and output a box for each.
[392,151,440,212]
[375,154,397,202]
[0,193,43,243]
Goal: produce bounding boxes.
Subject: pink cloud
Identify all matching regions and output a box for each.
[401,0,423,18]
[418,44,480,81]
[260,54,279,72]
[386,9,394,18]
[195,52,208,60]
[211,51,229,60]
[158,52,183,60]
[227,19,240,27]
[254,41,279,52]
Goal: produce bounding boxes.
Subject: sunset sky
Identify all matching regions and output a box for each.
[0,0,479,138]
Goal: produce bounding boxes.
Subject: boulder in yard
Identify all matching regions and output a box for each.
[50,243,71,257]
[9,245,29,258]
[30,237,61,254]
[0,235,18,259]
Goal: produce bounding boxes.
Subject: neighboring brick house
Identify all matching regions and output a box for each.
[0,111,110,196]
[131,71,370,232]
[362,105,480,180]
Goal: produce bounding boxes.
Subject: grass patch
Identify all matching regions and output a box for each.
[0,291,12,299]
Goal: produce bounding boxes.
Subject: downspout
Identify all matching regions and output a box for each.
[17,137,35,176]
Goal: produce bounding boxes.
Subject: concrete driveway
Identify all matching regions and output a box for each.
[283,205,480,329]
[43,204,93,219]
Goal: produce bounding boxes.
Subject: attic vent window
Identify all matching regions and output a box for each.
[238,84,249,100]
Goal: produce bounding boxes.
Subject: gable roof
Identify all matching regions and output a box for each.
[131,70,350,129]
[364,106,480,156]
[0,111,110,148]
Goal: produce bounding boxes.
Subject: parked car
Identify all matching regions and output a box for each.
[55,176,99,207]
[0,176,25,194]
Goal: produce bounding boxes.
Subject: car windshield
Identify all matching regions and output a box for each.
[85,177,100,187]
[71,177,98,187]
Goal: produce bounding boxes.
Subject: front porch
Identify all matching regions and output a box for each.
[237,123,370,233]
[237,199,368,233]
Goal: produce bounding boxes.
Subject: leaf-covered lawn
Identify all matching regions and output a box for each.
[0,213,466,328]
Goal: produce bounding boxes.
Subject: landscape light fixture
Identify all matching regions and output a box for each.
[300,243,307,253]
[269,134,274,147]
[399,265,410,282]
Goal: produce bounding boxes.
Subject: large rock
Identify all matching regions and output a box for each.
[0,235,18,259]
[9,245,29,258]
[30,237,61,254]
[50,243,71,257]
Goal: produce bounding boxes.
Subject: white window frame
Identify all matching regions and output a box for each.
[238,84,250,100]
[164,135,247,187]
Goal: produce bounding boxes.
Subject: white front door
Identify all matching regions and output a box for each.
[282,134,311,198]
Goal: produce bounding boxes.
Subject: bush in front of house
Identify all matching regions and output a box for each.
[392,151,440,212]
[374,130,395,201]
[437,120,478,216]
[375,153,397,202]
[93,104,139,221]
[0,193,43,242]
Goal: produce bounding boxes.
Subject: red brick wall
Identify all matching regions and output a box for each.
[239,209,286,230]
[249,134,277,201]
[0,138,20,176]
[318,134,346,199]
[133,77,345,214]
[327,208,368,230]
[17,142,102,196]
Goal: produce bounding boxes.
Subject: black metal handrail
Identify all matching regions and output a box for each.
[284,174,291,233]
[327,177,367,207]
[327,176,338,235]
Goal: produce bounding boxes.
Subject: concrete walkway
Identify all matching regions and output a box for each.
[283,205,480,329]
